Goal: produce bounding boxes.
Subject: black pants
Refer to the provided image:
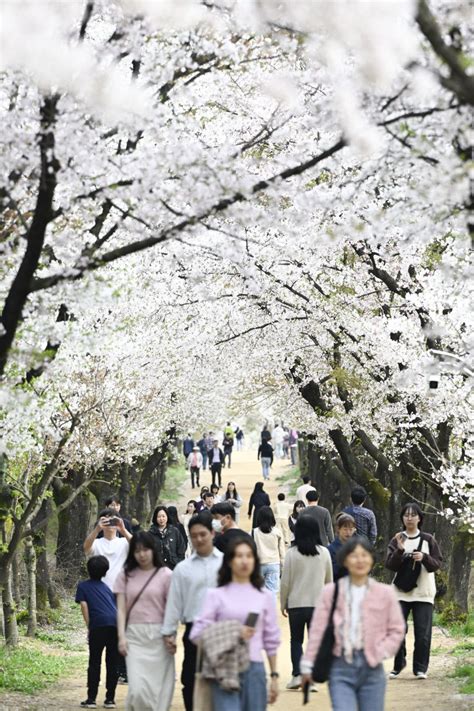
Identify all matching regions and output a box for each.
[190,466,200,488]
[181,623,197,711]
[394,601,433,674]
[88,625,118,702]
[211,463,222,487]
[288,607,314,677]
[223,451,232,468]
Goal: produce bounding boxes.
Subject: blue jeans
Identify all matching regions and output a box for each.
[261,457,271,479]
[212,661,266,711]
[329,652,386,711]
[261,563,280,595]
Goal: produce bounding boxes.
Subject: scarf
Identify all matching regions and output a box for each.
[339,576,372,663]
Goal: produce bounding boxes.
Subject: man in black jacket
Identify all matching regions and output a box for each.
[207,439,224,487]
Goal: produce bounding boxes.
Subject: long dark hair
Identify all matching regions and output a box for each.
[252,481,264,495]
[294,515,323,556]
[256,506,275,534]
[124,531,164,576]
[292,500,305,518]
[151,505,169,527]
[218,536,263,590]
[167,505,179,527]
[225,481,239,500]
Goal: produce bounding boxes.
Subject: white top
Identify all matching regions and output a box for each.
[161,548,224,634]
[273,501,291,519]
[253,527,286,565]
[296,483,315,502]
[394,532,437,604]
[350,583,368,649]
[187,451,203,468]
[90,536,129,590]
[272,426,284,444]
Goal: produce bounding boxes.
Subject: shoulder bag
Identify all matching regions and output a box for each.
[393,535,425,593]
[125,567,160,628]
[311,581,339,683]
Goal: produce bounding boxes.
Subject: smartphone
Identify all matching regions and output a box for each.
[245,612,259,628]
[106,517,120,526]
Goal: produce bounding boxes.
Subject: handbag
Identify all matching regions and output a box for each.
[393,535,424,593]
[193,645,213,711]
[311,581,339,683]
[125,567,160,628]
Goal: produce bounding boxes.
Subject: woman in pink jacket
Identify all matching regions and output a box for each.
[301,538,405,710]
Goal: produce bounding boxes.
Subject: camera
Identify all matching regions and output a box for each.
[106,517,120,526]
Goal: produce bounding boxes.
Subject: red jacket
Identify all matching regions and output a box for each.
[301,579,405,673]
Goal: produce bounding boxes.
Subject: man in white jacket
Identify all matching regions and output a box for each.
[187,446,203,488]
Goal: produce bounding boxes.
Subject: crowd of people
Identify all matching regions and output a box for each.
[76,427,442,711]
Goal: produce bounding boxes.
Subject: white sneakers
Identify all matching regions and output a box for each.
[389,669,428,680]
[285,676,318,692]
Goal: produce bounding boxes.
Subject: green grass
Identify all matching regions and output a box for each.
[449,663,474,694]
[160,461,188,503]
[435,610,474,638]
[0,646,81,694]
[276,466,300,496]
[452,641,474,656]
[17,601,88,652]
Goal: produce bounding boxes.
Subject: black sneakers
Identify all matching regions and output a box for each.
[104,701,116,709]
[80,701,97,709]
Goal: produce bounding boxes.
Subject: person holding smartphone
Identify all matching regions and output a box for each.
[84,508,132,591]
[191,536,281,710]
[385,502,442,680]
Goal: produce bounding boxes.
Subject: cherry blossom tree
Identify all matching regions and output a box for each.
[0,0,472,642]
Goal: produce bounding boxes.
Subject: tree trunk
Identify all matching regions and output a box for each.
[446,528,473,613]
[55,479,93,587]
[11,551,22,609]
[0,559,19,646]
[24,535,37,637]
[34,500,60,617]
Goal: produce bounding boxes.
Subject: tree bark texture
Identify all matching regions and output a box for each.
[0,561,19,646]
[55,473,93,586]
[24,535,37,637]
[11,551,22,609]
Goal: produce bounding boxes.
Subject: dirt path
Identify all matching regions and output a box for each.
[2,449,469,710]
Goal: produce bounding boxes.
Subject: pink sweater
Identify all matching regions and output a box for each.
[301,580,405,673]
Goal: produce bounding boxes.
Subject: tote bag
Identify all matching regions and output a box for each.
[312,581,339,683]
[193,645,213,711]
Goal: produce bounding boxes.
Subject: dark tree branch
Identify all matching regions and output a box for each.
[29,138,346,293]
[79,1,94,40]
[0,95,60,376]
[416,0,474,105]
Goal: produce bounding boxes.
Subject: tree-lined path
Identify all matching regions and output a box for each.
[2,447,469,710]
